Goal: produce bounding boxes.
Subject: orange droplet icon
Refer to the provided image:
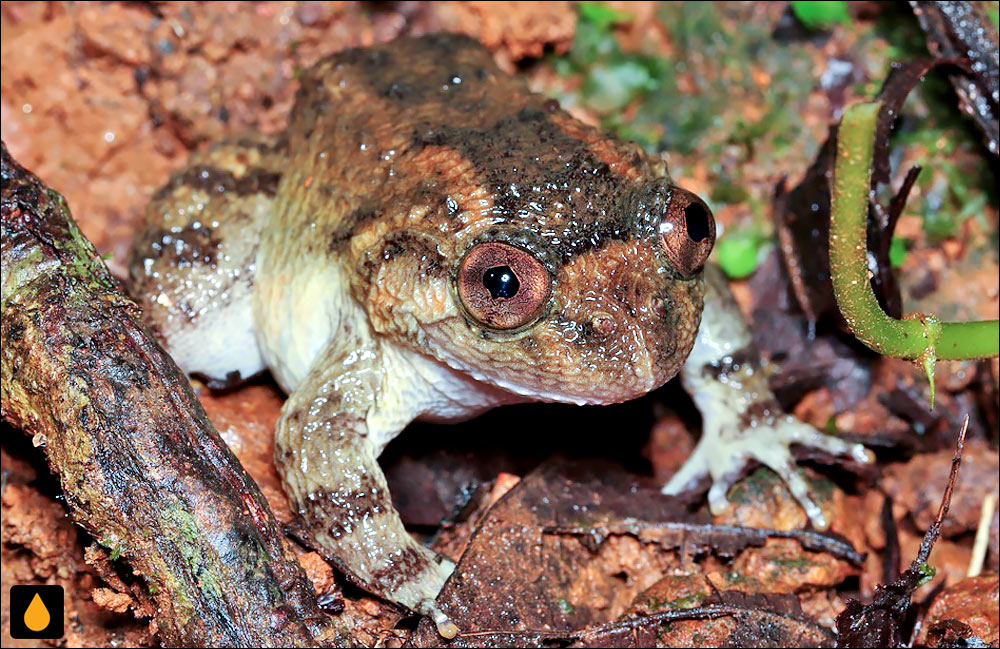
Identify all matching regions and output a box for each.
[24,592,51,632]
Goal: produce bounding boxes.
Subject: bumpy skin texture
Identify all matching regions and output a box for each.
[130,136,284,388]
[130,34,867,636]
[258,35,704,403]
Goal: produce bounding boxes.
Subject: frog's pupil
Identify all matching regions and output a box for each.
[483,266,519,299]
[684,202,711,242]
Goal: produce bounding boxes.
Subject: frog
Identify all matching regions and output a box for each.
[128,33,871,637]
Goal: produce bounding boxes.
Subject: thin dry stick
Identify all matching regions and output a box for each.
[967,493,996,578]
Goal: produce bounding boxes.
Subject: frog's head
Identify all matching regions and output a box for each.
[364,178,715,405]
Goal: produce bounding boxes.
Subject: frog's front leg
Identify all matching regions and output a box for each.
[274,337,458,638]
[662,265,873,529]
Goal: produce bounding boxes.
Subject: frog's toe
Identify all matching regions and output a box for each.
[776,416,873,464]
[431,609,460,639]
[661,443,711,496]
[662,437,751,515]
[750,448,828,529]
[662,414,872,530]
[746,417,874,530]
[402,555,459,637]
[706,473,737,517]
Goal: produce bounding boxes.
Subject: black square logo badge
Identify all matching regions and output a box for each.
[9,585,64,639]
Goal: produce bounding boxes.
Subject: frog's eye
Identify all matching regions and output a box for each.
[659,187,716,276]
[458,242,550,330]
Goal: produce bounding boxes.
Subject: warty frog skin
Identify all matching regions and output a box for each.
[129,33,871,636]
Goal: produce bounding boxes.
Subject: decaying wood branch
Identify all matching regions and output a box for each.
[911,0,1000,155]
[0,141,339,647]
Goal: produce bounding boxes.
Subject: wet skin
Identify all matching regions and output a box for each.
[129,34,870,636]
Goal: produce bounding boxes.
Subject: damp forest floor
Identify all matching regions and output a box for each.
[1,2,997,648]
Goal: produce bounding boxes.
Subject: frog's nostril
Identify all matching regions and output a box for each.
[590,312,617,337]
[660,187,716,276]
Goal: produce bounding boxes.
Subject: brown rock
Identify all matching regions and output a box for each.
[297,551,336,597]
[91,587,134,615]
[883,439,1000,537]
[919,574,999,647]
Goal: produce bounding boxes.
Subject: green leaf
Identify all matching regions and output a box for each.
[790,1,851,30]
[578,2,633,30]
[888,236,907,268]
[717,230,761,279]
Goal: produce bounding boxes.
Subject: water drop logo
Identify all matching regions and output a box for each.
[24,593,51,631]
[9,585,64,639]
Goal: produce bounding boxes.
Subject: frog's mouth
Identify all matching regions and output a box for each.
[428,346,604,406]
[421,337,664,407]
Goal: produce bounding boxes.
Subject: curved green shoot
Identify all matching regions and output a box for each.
[829,101,999,405]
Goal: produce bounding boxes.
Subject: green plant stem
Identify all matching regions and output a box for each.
[830,101,998,369]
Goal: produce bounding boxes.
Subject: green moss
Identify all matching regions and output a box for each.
[771,554,817,571]
[645,595,665,610]
[728,468,782,504]
[162,503,225,599]
[667,592,705,609]
[915,561,937,586]
[557,597,576,615]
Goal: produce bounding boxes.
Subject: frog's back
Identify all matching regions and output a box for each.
[280,33,658,249]
[275,33,561,248]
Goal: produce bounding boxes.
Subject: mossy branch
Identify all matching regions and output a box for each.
[1,142,340,647]
[829,101,999,402]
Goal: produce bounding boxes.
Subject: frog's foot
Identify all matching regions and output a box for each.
[662,413,872,529]
[389,553,459,638]
[674,263,874,529]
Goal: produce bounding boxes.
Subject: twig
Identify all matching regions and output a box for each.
[916,415,967,565]
[967,493,996,578]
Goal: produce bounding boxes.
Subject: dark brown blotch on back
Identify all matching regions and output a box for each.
[334,33,492,106]
[303,34,670,288]
[142,223,223,268]
[368,545,430,592]
[153,165,282,201]
[406,108,644,265]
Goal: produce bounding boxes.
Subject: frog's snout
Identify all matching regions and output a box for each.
[659,187,716,276]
